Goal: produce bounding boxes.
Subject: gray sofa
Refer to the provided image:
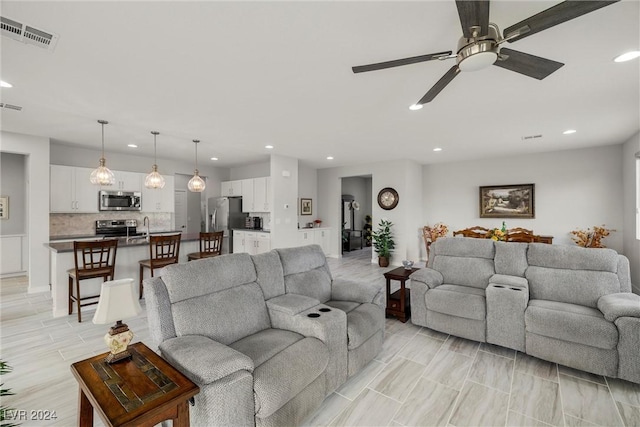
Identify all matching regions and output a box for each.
[410,237,640,384]
[145,244,384,426]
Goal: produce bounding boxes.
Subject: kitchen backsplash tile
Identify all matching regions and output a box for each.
[50,212,173,237]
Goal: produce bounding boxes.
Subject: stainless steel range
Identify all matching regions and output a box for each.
[95,219,141,237]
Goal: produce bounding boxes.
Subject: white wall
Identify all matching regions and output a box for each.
[270,154,299,249]
[298,163,318,227]
[230,161,270,180]
[0,152,26,235]
[422,145,625,253]
[317,159,424,264]
[622,132,640,292]
[1,131,50,293]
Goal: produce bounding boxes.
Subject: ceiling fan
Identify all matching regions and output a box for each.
[352,1,620,105]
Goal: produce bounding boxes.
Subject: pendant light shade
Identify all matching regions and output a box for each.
[188,139,206,192]
[90,120,115,186]
[144,131,165,189]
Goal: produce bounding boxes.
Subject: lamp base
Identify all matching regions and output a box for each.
[103,320,134,364]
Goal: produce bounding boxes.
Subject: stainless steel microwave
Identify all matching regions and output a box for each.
[99,190,141,211]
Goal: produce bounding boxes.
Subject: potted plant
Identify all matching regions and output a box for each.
[363,214,373,246]
[372,219,395,267]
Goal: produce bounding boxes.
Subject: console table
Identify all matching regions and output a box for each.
[71,342,199,427]
[384,266,419,323]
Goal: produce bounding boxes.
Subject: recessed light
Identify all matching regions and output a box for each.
[127,144,138,148]
[614,51,640,63]
[210,157,218,161]
[409,104,423,111]
[433,147,443,152]
[265,145,274,149]
[326,156,334,160]
[563,129,577,135]
[0,80,13,88]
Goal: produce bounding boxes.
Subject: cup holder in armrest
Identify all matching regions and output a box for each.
[318,308,331,312]
[307,313,321,318]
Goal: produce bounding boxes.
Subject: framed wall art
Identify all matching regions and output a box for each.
[300,198,312,215]
[479,184,534,218]
[0,196,8,219]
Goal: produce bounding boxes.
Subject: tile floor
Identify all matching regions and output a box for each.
[1,248,639,426]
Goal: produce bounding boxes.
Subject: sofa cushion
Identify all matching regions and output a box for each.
[426,284,486,321]
[277,245,333,303]
[527,243,619,272]
[340,302,385,350]
[161,253,257,303]
[172,282,271,345]
[253,336,328,419]
[431,257,495,290]
[230,329,304,368]
[525,299,618,350]
[252,250,285,300]
[432,237,495,259]
[325,300,360,313]
[494,241,528,277]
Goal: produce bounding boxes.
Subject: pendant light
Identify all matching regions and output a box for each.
[187,139,206,192]
[90,120,115,186]
[144,131,165,189]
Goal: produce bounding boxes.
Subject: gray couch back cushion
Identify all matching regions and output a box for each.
[526,244,622,307]
[252,250,286,300]
[161,253,257,303]
[431,238,495,289]
[494,241,528,277]
[277,245,332,303]
[160,253,271,345]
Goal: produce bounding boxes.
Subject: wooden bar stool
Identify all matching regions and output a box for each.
[139,234,181,299]
[68,239,118,322]
[187,231,224,261]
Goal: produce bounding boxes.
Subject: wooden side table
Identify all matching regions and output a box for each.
[384,266,419,323]
[71,342,199,427]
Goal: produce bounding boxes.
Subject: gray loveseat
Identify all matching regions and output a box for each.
[145,244,385,426]
[411,237,639,384]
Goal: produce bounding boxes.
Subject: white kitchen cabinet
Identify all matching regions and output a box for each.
[241,179,254,212]
[298,229,314,246]
[253,177,271,212]
[111,170,142,191]
[142,175,175,212]
[221,180,242,197]
[298,228,331,255]
[233,230,270,254]
[50,165,99,213]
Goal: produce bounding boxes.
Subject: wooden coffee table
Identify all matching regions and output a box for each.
[71,342,199,427]
[384,266,419,323]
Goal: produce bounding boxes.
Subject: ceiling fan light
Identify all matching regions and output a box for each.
[409,104,423,111]
[614,51,640,63]
[458,51,497,72]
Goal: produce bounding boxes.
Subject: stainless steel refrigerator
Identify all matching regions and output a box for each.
[206,197,246,253]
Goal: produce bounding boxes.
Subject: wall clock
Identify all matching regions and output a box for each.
[377,187,399,210]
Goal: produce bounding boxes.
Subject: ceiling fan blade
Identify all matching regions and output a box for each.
[494,48,564,80]
[417,65,461,104]
[503,0,619,43]
[352,51,452,73]
[456,0,490,38]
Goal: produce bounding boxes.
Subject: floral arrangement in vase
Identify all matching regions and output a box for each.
[423,222,449,243]
[314,219,322,228]
[570,225,615,248]
[487,221,507,241]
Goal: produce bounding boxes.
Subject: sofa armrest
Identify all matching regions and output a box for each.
[409,268,443,289]
[489,274,529,290]
[331,277,384,305]
[267,294,321,316]
[159,335,254,386]
[597,293,640,322]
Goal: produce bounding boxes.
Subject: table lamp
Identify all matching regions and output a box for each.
[92,278,143,363]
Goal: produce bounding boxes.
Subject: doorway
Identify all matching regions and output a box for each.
[340,175,373,256]
[174,190,188,233]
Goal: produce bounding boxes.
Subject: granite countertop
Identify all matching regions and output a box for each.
[46,232,199,253]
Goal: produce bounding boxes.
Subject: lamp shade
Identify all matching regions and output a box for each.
[92,278,142,325]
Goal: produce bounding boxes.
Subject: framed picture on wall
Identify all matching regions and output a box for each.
[300,198,312,215]
[0,196,8,219]
[479,184,535,218]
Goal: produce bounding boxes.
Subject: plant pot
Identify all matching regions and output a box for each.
[378,256,389,267]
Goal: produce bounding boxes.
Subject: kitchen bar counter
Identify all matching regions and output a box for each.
[232,228,270,233]
[46,232,201,318]
[47,232,198,253]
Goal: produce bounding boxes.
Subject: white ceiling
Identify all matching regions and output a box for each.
[1,1,639,170]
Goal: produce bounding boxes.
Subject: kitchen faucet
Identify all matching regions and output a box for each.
[143,216,150,242]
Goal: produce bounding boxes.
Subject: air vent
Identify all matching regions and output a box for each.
[0,103,23,111]
[521,134,543,141]
[1,16,58,51]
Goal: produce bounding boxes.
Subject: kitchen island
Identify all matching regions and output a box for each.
[46,233,200,318]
